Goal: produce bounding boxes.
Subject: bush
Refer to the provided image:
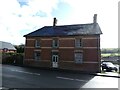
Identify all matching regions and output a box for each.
[2,52,24,65]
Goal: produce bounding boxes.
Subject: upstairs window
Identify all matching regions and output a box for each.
[35,40,40,48]
[52,39,59,48]
[34,51,41,61]
[75,38,82,47]
[74,52,83,63]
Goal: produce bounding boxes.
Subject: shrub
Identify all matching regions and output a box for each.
[2,52,24,65]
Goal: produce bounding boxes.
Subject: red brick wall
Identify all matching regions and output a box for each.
[24,35,101,72]
[41,40,52,47]
[83,49,98,62]
[83,38,98,47]
[41,49,51,60]
[59,39,74,47]
[26,39,35,47]
[24,48,34,59]
[59,49,74,61]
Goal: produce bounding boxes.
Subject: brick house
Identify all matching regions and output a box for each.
[24,14,102,73]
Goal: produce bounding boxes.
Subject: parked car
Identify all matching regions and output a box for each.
[101,62,118,72]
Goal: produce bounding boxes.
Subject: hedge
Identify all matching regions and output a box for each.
[2,52,24,65]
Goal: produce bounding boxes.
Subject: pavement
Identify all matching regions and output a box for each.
[96,72,120,78]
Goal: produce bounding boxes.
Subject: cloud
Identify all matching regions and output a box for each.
[0,0,59,45]
[0,0,118,48]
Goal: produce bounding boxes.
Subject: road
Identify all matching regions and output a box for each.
[1,64,119,89]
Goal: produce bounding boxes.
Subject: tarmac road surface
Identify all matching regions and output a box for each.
[0,64,119,89]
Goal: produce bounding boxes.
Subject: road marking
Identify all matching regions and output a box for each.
[56,76,87,82]
[75,79,87,82]
[56,76,74,80]
[11,70,40,76]
[0,87,9,90]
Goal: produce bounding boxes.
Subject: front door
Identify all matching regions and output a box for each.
[52,55,58,68]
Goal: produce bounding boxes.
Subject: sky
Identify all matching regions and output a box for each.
[0,0,119,48]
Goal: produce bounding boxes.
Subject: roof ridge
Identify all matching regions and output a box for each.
[0,41,11,44]
[44,23,94,27]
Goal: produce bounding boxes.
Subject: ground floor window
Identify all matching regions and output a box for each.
[74,52,83,63]
[34,51,41,60]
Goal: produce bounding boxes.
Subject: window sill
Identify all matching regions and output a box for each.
[35,46,41,48]
[75,61,83,64]
[75,47,83,48]
[52,47,59,48]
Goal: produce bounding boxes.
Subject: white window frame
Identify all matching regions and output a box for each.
[74,52,83,63]
[34,52,41,61]
[52,39,59,48]
[35,40,40,48]
[75,38,82,47]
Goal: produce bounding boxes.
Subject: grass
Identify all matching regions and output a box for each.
[101,53,120,58]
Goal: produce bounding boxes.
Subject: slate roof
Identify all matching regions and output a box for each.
[0,41,16,50]
[24,23,102,37]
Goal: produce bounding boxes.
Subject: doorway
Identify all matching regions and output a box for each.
[52,55,58,68]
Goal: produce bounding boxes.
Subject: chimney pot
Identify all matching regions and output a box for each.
[93,14,97,23]
[53,17,57,26]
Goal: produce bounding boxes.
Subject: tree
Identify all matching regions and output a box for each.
[14,44,25,53]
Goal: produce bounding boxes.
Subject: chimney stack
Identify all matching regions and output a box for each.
[93,14,97,23]
[53,17,57,26]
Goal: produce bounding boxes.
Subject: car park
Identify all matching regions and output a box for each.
[101,62,118,72]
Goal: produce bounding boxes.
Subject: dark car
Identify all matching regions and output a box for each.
[101,62,118,72]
